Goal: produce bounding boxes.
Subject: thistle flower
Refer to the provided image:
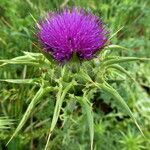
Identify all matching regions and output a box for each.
[38,8,109,63]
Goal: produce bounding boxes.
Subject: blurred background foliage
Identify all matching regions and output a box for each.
[0,0,150,150]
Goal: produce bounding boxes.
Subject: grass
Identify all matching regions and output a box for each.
[0,0,150,150]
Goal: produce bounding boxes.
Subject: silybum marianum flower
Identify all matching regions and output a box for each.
[38,8,109,63]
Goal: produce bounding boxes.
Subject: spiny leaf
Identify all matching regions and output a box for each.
[96,82,144,136]
[107,64,135,82]
[105,44,128,50]
[7,86,52,145]
[0,53,44,67]
[0,60,39,67]
[76,96,94,150]
[103,57,150,66]
[45,81,75,150]
[0,79,39,84]
[23,52,43,58]
[78,69,93,82]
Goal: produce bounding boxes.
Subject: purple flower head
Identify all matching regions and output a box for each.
[38,8,109,63]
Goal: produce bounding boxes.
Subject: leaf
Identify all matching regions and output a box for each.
[76,96,94,150]
[103,57,150,66]
[0,59,39,67]
[96,82,144,136]
[0,53,44,67]
[105,44,128,50]
[107,64,135,82]
[0,79,39,84]
[7,86,52,145]
[45,81,75,150]
[23,52,43,58]
[78,69,93,82]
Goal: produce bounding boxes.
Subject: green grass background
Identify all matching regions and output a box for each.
[0,0,150,150]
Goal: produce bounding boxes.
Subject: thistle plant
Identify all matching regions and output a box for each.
[0,7,149,150]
